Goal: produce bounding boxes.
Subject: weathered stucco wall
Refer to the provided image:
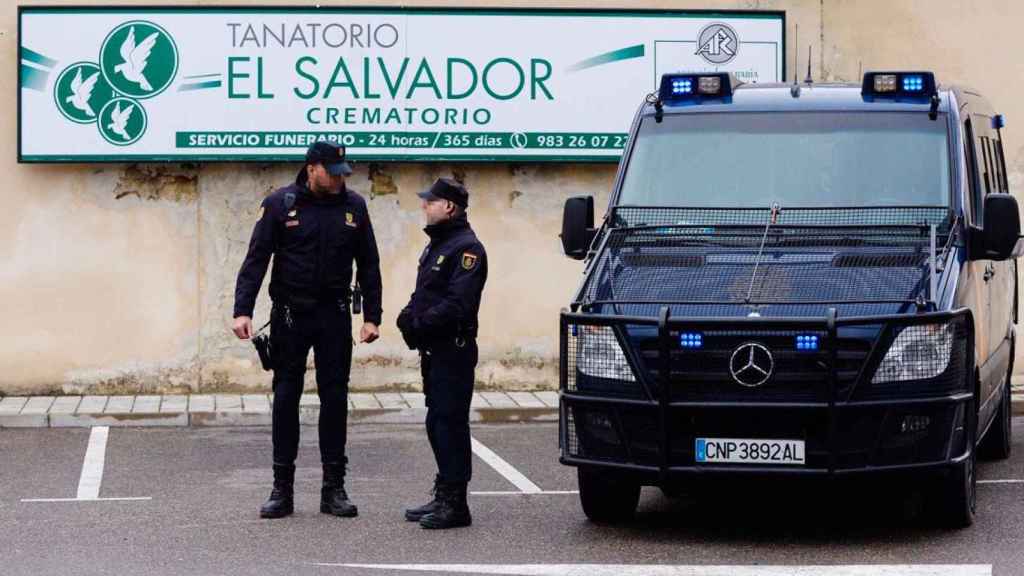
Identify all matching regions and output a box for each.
[2,0,1021,394]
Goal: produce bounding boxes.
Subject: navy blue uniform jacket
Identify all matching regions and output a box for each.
[233,171,383,325]
[397,216,487,346]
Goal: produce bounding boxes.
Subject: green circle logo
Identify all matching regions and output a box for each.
[97,97,148,146]
[54,62,117,124]
[99,20,178,99]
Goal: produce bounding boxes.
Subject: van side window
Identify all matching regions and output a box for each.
[995,137,1008,193]
[964,119,982,224]
[980,137,993,195]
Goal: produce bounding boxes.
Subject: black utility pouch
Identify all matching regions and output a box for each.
[252,319,273,371]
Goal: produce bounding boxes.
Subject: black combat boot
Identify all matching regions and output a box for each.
[260,463,295,519]
[320,462,358,517]
[404,476,442,522]
[419,483,472,529]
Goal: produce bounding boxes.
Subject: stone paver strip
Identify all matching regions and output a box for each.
[77,396,108,414]
[189,395,215,412]
[215,394,242,413]
[350,393,381,409]
[132,396,162,413]
[242,394,270,413]
[21,397,56,415]
[48,396,82,415]
[0,397,29,414]
[401,392,426,408]
[374,393,407,409]
[508,392,546,408]
[161,395,188,413]
[480,392,517,408]
[299,394,320,407]
[533,391,560,408]
[470,393,490,408]
[104,396,135,414]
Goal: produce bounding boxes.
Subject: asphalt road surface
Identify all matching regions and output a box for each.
[3,420,1024,576]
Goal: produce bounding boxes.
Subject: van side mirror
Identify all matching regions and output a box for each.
[560,196,596,260]
[971,193,1023,261]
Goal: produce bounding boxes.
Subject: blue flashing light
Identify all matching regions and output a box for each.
[680,332,704,349]
[902,75,924,92]
[795,334,819,351]
[659,72,733,103]
[862,71,936,99]
[672,78,693,95]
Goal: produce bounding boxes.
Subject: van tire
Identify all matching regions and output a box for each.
[979,374,1012,461]
[933,449,976,529]
[577,467,640,523]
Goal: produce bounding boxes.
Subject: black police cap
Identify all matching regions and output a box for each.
[305,141,353,176]
[417,178,469,209]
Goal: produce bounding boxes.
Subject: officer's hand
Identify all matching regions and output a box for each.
[360,322,380,344]
[233,316,253,340]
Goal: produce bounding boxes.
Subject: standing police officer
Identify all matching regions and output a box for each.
[397,178,488,530]
[232,142,383,520]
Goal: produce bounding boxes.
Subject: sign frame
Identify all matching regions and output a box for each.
[18,5,786,164]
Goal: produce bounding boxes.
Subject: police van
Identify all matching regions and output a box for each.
[558,71,1021,527]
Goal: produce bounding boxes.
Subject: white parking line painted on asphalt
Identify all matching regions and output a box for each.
[77,426,109,500]
[19,426,150,504]
[21,497,152,503]
[471,491,579,496]
[470,436,542,494]
[314,564,992,575]
[978,479,1024,484]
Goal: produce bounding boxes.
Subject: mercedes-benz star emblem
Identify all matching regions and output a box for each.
[729,343,774,387]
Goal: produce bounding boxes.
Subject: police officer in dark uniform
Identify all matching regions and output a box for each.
[397,178,488,530]
[232,142,383,520]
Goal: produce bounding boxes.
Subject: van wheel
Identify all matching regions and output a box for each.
[979,372,1012,461]
[933,449,976,528]
[577,467,640,523]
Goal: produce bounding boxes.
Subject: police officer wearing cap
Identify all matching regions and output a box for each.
[397,178,488,529]
[232,141,383,520]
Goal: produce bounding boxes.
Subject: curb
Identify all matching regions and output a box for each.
[0,407,558,429]
[2,393,1020,428]
[0,392,560,429]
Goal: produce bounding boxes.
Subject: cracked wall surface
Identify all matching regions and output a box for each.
[2,0,1023,394]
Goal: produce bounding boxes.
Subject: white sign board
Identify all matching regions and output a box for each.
[18,8,784,162]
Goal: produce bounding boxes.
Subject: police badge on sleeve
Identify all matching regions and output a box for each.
[461,252,478,270]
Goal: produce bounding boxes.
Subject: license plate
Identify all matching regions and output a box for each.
[695,438,805,465]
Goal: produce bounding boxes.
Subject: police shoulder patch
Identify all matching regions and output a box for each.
[461,252,478,270]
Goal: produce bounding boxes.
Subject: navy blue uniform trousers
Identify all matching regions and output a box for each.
[421,338,478,484]
[270,300,352,466]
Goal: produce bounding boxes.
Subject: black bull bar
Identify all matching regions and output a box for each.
[558,307,975,480]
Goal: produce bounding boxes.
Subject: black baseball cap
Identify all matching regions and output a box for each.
[305,141,353,176]
[417,178,469,209]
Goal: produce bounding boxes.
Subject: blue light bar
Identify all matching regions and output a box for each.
[795,334,819,351]
[902,75,924,92]
[672,78,693,95]
[659,72,733,103]
[680,332,704,349]
[861,71,936,99]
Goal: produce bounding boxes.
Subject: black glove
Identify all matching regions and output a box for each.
[396,309,418,350]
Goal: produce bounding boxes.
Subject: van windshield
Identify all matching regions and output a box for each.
[618,112,950,208]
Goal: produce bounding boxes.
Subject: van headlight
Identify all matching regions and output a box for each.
[576,326,636,382]
[872,323,954,383]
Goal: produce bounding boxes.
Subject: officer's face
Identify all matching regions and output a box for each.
[308,163,344,194]
[422,198,454,225]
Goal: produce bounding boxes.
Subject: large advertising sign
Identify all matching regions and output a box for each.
[19,8,784,162]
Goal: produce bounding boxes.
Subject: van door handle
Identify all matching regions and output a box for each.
[984,263,996,282]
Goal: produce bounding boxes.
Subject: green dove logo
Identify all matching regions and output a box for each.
[100,20,178,99]
[53,20,178,146]
[98,97,148,146]
[54,62,116,124]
